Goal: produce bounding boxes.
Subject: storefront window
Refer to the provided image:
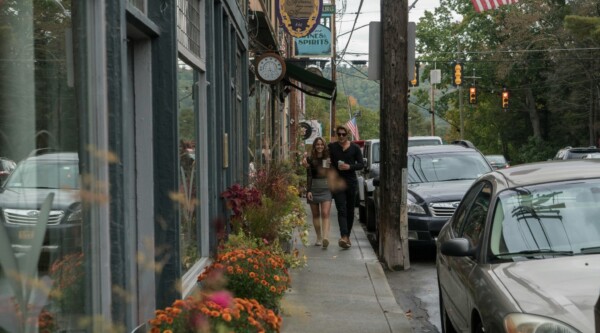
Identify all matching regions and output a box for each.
[0,1,92,332]
[178,61,199,271]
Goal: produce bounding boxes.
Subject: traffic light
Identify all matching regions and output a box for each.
[410,62,420,87]
[469,86,477,105]
[452,63,463,87]
[502,89,509,110]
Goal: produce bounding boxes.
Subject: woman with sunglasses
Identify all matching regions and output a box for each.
[305,137,333,248]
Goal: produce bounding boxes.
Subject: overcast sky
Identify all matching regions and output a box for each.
[334,0,441,61]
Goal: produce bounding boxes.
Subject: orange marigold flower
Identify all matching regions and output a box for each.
[222,312,232,322]
[261,280,268,286]
[273,275,280,281]
[150,328,160,333]
[249,272,256,278]
[270,286,276,293]
[164,330,173,333]
[210,310,220,317]
[158,314,168,322]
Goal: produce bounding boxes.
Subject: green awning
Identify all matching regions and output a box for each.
[284,60,336,99]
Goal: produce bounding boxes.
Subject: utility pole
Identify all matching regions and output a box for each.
[330,9,337,141]
[379,0,410,270]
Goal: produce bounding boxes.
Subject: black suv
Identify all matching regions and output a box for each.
[0,152,81,269]
[553,146,600,160]
[371,144,493,246]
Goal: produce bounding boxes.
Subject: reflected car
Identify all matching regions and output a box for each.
[0,157,16,183]
[371,144,493,245]
[584,153,600,159]
[437,159,600,333]
[485,154,510,169]
[553,146,600,160]
[0,152,81,268]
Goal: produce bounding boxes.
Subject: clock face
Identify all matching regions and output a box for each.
[257,55,285,83]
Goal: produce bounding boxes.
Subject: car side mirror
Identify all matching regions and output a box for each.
[440,238,476,257]
[373,178,380,187]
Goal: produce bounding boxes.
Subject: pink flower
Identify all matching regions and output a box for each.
[206,291,233,308]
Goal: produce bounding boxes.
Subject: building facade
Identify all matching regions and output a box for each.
[0,0,258,331]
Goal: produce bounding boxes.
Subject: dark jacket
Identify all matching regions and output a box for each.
[328,142,364,185]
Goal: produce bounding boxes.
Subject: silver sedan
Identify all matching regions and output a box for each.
[436,159,600,333]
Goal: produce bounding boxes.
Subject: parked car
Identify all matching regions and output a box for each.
[0,152,81,270]
[357,139,380,231]
[408,135,443,147]
[584,153,600,159]
[437,159,600,333]
[0,157,16,183]
[553,146,600,160]
[485,154,510,169]
[371,144,493,245]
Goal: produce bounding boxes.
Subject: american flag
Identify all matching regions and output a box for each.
[471,0,518,13]
[345,117,360,140]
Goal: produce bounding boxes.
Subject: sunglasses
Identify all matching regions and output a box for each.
[337,132,347,137]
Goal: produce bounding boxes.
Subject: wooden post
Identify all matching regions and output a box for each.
[379,0,410,270]
[330,10,337,141]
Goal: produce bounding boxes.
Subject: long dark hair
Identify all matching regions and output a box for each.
[310,137,329,163]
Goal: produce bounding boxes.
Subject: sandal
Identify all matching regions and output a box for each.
[338,238,350,249]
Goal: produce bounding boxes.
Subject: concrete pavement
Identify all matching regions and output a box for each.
[280,203,413,333]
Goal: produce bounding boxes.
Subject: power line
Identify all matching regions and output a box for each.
[336,0,365,67]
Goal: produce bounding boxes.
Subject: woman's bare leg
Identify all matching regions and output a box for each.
[320,200,332,248]
[309,203,322,245]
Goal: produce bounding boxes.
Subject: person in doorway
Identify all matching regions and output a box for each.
[327,125,364,249]
[306,137,332,249]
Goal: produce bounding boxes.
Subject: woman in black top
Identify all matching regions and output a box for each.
[306,137,332,248]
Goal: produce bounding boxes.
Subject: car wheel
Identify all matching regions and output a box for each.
[366,197,376,232]
[439,283,457,333]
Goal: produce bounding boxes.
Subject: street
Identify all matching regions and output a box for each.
[363,225,442,333]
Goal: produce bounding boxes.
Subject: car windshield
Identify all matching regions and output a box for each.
[372,142,380,163]
[490,180,600,258]
[4,159,79,189]
[408,139,441,147]
[407,152,492,183]
[486,155,506,164]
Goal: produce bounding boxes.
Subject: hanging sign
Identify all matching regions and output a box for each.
[276,0,323,38]
[293,13,332,57]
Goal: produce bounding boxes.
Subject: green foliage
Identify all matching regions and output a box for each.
[414,0,600,161]
[513,136,559,164]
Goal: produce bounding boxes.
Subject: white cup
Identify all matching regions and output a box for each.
[322,159,329,168]
[338,160,344,168]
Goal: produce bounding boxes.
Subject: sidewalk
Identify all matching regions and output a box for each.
[280,203,413,333]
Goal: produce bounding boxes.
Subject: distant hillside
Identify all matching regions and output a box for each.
[327,65,432,118]
[324,65,380,110]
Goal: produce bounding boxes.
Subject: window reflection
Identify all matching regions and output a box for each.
[0,1,90,332]
[178,61,199,271]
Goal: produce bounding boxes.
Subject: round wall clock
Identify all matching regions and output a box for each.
[255,53,286,84]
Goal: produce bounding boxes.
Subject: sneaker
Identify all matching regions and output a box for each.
[315,239,322,246]
[322,239,329,249]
